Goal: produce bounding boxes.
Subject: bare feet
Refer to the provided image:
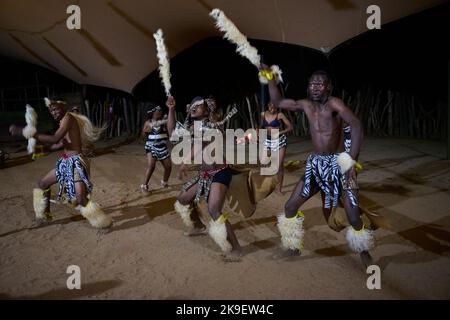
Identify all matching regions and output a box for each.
[221,250,242,262]
[271,248,301,260]
[33,217,52,227]
[183,227,207,236]
[97,226,112,235]
[360,251,373,268]
[160,180,169,188]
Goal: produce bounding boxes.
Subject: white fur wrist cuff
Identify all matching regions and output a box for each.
[337,152,355,174]
[259,65,283,84]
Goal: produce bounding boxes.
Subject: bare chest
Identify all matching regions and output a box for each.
[305,105,341,133]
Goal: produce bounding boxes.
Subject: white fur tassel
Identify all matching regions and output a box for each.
[277,213,304,251]
[23,105,38,154]
[79,201,113,229]
[153,29,172,97]
[33,188,48,218]
[210,9,261,67]
[28,138,37,154]
[345,226,375,253]
[208,218,232,253]
[337,152,355,174]
[22,125,36,140]
[25,104,37,126]
[174,200,194,229]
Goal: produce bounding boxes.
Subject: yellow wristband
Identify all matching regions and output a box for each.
[258,70,274,80]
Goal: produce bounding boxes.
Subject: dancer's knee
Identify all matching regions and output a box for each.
[177,193,190,205]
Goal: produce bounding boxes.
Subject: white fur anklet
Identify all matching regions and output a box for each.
[277,211,305,251]
[174,200,194,229]
[208,213,232,253]
[33,188,49,219]
[79,201,112,229]
[345,224,375,253]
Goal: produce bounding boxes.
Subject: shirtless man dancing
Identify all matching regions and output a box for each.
[9,97,112,231]
[166,95,242,262]
[259,66,374,267]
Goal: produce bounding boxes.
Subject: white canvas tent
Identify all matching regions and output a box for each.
[0,0,444,92]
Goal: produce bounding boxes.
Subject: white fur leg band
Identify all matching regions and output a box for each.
[277,211,305,251]
[208,214,232,253]
[79,201,112,229]
[345,225,375,253]
[33,188,48,219]
[337,152,356,174]
[174,200,194,229]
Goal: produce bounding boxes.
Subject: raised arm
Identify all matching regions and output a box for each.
[330,97,363,160]
[259,64,304,112]
[166,96,176,136]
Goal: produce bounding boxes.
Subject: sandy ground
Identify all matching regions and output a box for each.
[0,137,449,299]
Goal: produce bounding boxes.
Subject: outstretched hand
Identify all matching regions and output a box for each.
[166,96,176,110]
[9,124,23,137]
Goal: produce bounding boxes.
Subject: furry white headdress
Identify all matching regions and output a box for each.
[153,29,172,97]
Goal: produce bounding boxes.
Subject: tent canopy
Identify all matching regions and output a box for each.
[0,0,445,93]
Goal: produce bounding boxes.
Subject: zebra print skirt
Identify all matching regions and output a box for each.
[55,154,92,201]
[301,153,358,208]
[145,139,170,161]
[264,133,287,152]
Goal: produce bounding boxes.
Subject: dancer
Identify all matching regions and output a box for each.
[9,97,112,231]
[259,101,292,193]
[167,95,243,262]
[141,104,172,192]
[260,66,374,267]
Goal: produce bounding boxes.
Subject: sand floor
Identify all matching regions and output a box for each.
[0,137,449,299]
